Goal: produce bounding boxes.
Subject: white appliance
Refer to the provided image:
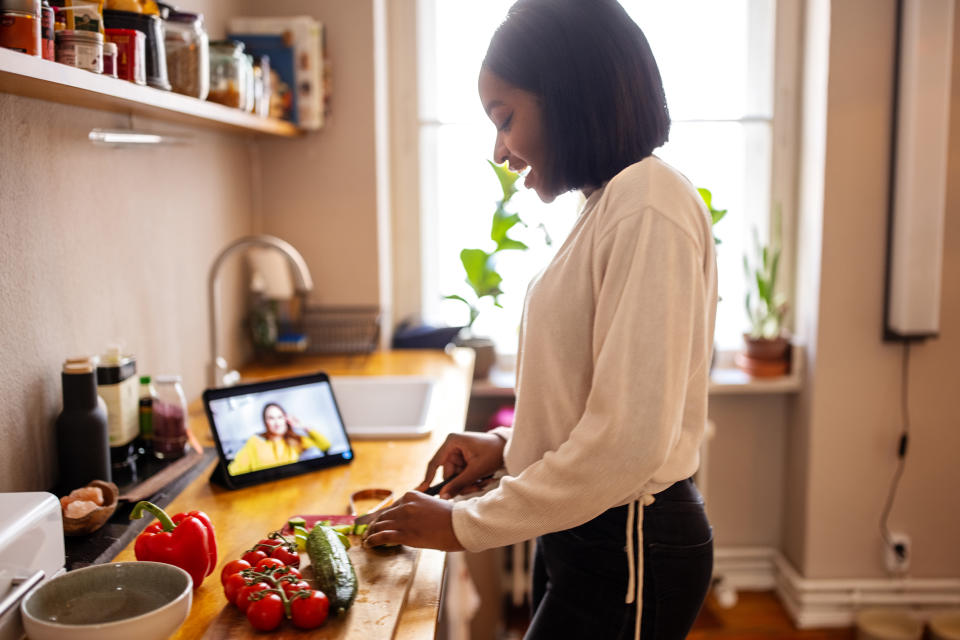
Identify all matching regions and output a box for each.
[885,0,955,340]
[0,493,65,640]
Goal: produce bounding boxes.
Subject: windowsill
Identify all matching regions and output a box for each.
[471,345,804,398]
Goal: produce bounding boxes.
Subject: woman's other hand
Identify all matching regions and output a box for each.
[363,492,464,551]
[416,431,506,498]
[286,414,302,430]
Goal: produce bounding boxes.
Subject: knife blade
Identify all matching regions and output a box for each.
[353,474,465,526]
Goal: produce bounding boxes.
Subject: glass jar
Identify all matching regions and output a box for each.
[252,54,270,118]
[208,39,245,109]
[163,9,208,100]
[242,53,255,113]
[0,0,41,56]
[152,375,187,460]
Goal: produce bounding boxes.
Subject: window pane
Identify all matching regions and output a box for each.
[422,122,580,352]
[659,121,773,349]
[622,0,775,120]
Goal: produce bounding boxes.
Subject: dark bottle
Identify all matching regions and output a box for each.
[55,358,111,490]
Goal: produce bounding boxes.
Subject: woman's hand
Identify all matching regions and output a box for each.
[362,492,464,551]
[286,414,302,430]
[416,431,506,498]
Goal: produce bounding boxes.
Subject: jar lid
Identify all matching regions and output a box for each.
[57,29,105,44]
[165,10,202,23]
[154,374,182,383]
[209,39,244,53]
[103,41,117,53]
[0,0,39,14]
[139,375,151,383]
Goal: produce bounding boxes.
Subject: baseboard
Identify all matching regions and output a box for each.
[712,546,960,629]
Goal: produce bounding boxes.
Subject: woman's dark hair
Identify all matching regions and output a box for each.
[483,0,670,195]
[260,402,302,448]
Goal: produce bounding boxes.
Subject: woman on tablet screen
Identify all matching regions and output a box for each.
[227,402,331,475]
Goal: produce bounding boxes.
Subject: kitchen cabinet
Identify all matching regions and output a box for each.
[111,348,475,638]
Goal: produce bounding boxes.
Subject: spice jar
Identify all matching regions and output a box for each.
[208,39,245,109]
[102,40,117,77]
[56,28,103,73]
[153,375,188,460]
[56,357,111,489]
[0,0,41,56]
[105,27,145,85]
[40,0,52,59]
[163,9,208,99]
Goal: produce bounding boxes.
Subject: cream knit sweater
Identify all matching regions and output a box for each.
[451,156,718,552]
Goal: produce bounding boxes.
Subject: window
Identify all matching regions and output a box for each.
[417,0,793,353]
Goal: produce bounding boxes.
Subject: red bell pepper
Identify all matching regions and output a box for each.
[130,501,217,588]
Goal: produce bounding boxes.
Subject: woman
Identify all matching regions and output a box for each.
[227,402,331,475]
[365,1,717,638]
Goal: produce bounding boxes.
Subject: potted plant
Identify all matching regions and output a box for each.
[445,160,538,379]
[736,210,790,377]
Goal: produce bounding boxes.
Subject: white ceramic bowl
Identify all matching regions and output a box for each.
[21,561,192,640]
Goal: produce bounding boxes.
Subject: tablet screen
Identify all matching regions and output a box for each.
[203,373,353,488]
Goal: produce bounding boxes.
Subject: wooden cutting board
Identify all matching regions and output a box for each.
[202,516,421,639]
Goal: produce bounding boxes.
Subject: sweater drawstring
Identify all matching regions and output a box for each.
[625,494,656,640]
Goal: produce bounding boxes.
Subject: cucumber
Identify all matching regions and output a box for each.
[306,524,358,614]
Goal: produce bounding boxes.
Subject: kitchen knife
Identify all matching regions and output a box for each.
[353,474,467,526]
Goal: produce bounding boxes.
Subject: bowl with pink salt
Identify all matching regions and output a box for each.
[60,480,119,536]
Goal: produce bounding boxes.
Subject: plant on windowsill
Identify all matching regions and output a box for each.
[445,160,541,379]
[698,187,727,371]
[736,207,791,377]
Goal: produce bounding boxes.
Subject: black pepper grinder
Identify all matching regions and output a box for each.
[56,358,111,490]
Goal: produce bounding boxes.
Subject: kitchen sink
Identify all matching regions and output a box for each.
[329,376,436,439]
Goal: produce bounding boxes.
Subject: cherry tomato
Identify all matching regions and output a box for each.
[223,572,250,605]
[280,578,311,596]
[241,549,268,566]
[270,545,301,568]
[255,557,286,571]
[220,559,252,586]
[236,582,269,613]
[290,590,330,630]
[246,592,285,632]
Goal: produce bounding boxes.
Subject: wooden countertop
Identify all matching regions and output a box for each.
[112,348,475,639]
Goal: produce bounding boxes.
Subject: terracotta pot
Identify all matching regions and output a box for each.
[742,334,790,361]
[455,335,497,380]
[737,334,790,378]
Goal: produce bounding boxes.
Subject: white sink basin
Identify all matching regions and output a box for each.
[329,376,436,439]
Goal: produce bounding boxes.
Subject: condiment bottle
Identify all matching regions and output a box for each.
[97,345,139,476]
[55,357,111,489]
[153,375,187,459]
[138,375,156,454]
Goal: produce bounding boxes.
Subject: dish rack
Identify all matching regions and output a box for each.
[301,305,381,354]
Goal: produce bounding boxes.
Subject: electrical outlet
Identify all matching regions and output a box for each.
[885,532,911,574]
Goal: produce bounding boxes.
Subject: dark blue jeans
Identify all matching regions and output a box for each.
[527,478,713,640]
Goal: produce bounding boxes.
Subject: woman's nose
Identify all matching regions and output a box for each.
[492,133,509,165]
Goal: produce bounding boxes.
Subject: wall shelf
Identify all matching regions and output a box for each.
[0,48,301,137]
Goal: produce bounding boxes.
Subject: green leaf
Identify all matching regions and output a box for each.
[488,160,519,203]
[491,208,523,245]
[497,238,529,252]
[711,208,727,225]
[697,187,713,209]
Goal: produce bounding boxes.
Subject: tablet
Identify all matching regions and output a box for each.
[202,372,354,490]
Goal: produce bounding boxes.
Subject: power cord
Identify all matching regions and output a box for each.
[879,341,911,562]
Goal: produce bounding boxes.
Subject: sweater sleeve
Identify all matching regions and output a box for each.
[451,210,707,552]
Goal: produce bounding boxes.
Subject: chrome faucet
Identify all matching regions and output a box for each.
[208,235,314,388]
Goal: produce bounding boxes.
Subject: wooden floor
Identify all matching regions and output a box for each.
[503,590,856,640]
[688,591,855,640]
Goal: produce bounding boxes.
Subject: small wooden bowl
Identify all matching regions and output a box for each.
[62,479,119,536]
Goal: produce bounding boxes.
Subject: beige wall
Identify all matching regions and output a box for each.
[783,0,960,579]
[695,0,960,581]
[0,103,254,491]
[237,0,384,309]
